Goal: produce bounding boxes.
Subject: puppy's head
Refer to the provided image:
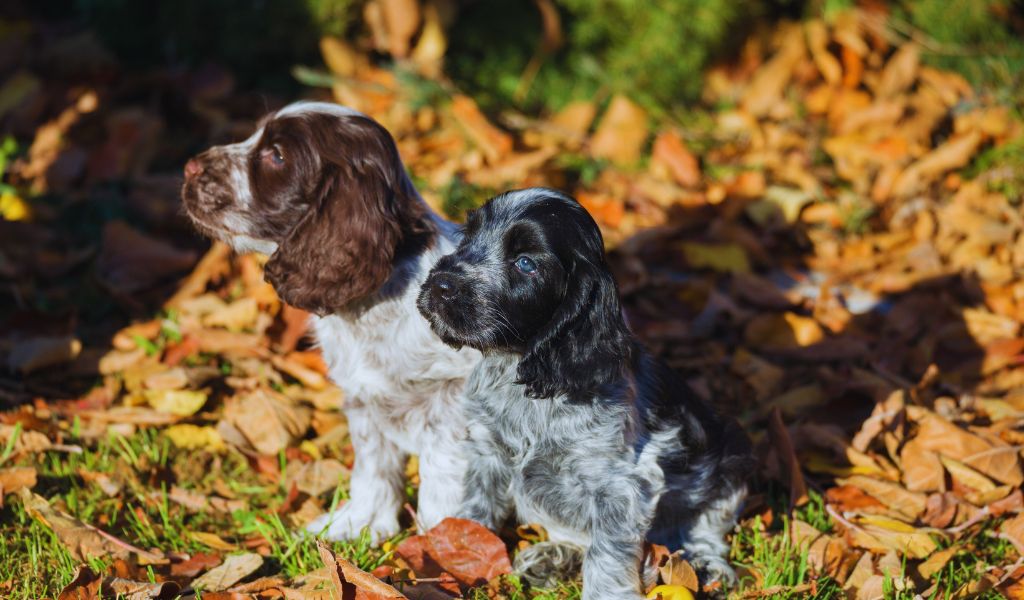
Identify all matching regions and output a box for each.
[181,101,432,316]
[417,188,634,400]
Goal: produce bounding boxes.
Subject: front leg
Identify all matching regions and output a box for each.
[305,405,405,543]
[416,432,467,531]
[457,422,513,530]
[579,478,656,600]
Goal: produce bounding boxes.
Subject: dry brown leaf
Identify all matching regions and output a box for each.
[805,20,842,85]
[191,552,264,592]
[875,43,919,99]
[768,407,808,507]
[741,25,806,117]
[19,488,165,564]
[745,312,824,349]
[318,539,405,599]
[425,517,513,587]
[550,100,597,141]
[590,95,649,165]
[450,94,513,163]
[0,423,53,454]
[890,131,983,198]
[1001,513,1024,555]
[0,467,37,499]
[7,335,82,373]
[190,531,239,552]
[320,36,359,77]
[651,131,701,188]
[909,406,1023,486]
[164,242,231,310]
[218,390,311,456]
[271,354,328,390]
[917,545,958,579]
[659,551,699,591]
[286,459,348,497]
[837,476,926,520]
[900,438,944,493]
[203,297,259,332]
[380,0,421,58]
[97,221,197,295]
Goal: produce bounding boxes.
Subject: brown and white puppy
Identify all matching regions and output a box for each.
[181,101,480,542]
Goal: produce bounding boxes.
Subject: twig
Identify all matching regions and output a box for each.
[738,583,814,598]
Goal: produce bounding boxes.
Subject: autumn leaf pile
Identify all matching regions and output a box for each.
[2,4,1024,599]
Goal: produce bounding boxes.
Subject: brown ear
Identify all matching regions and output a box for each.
[264,116,431,316]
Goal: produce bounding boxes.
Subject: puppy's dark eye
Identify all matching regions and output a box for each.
[262,146,285,166]
[514,256,538,275]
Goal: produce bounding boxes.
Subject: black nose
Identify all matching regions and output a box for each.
[430,273,460,301]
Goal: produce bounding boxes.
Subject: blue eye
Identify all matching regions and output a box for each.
[514,256,538,275]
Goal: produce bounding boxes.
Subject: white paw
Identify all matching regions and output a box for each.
[691,555,738,588]
[304,503,400,544]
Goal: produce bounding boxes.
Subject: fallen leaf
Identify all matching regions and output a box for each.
[163,424,226,451]
[217,389,311,455]
[900,438,944,493]
[917,545,958,579]
[875,43,919,99]
[203,297,259,332]
[286,459,348,497]
[144,389,208,417]
[837,476,926,520]
[19,489,165,564]
[424,518,512,587]
[659,551,699,591]
[190,531,239,552]
[318,539,405,599]
[191,552,263,592]
[590,95,649,165]
[97,221,197,295]
[768,407,808,507]
[651,131,700,188]
[170,553,222,578]
[7,335,82,373]
[680,242,750,274]
[450,95,512,163]
[0,467,37,499]
[909,406,1023,486]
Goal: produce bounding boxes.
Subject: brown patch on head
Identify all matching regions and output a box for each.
[262,112,434,315]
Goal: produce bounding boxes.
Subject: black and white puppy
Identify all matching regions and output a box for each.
[417,188,753,599]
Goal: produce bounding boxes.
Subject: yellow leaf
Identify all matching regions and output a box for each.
[647,585,695,600]
[145,389,208,417]
[164,424,225,451]
[804,453,881,477]
[680,242,750,274]
[189,531,238,551]
[202,297,258,332]
[320,36,358,77]
[1,191,30,221]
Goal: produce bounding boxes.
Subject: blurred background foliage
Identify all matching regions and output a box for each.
[52,0,1024,112]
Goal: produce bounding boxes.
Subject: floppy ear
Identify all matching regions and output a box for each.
[264,118,430,315]
[515,256,635,401]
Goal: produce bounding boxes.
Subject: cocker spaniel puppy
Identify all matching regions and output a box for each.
[181,101,480,542]
[417,188,753,598]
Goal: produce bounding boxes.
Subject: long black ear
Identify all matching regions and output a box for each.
[516,255,635,401]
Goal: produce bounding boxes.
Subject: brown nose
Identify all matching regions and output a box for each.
[184,159,203,179]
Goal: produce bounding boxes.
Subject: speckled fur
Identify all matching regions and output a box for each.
[418,189,753,599]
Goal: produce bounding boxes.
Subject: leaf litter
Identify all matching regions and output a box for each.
[2,3,1024,599]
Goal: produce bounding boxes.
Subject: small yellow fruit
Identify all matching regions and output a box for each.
[647,584,696,600]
